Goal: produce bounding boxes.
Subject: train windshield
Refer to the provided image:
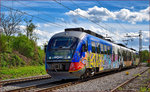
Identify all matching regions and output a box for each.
[47,37,79,60]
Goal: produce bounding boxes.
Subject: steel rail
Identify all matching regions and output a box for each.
[5,79,75,92]
[110,67,150,92]
[34,81,79,92]
[0,74,50,86]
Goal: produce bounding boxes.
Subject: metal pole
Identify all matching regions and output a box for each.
[139,30,142,63]
[149,1,150,64]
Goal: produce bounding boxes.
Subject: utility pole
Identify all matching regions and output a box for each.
[149,21,150,65]
[139,30,142,63]
[124,30,142,63]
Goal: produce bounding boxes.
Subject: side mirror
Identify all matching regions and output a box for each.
[44,45,47,53]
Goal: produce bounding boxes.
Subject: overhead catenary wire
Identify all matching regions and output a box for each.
[52,0,109,30]
[95,0,139,46]
[1,4,65,28]
[67,0,125,39]
[95,0,130,34]
[70,0,118,34]
[16,1,76,28]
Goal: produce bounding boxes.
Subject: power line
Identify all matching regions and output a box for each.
[16,1,74,27]
[68,0,125,39]
[96,0,131,34]
[52,0,109,30]
[1,4,64,27]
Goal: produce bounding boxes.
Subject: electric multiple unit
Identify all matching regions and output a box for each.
[45,28,139,79]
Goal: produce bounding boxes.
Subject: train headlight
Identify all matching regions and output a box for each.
[49,57,52,59]
[68,56,70,59]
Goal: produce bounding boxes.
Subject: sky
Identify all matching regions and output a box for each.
[1,0,150,51]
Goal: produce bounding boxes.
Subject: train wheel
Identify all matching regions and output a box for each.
[80,69,89,80]
[88,68,95,77]
[118,64,122,71]
[80,75,84,80]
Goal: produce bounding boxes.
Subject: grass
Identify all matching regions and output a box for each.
[0,65,47,80]
[140,87,149,92]
[118,87,123,90]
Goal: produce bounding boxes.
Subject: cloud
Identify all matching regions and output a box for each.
[66,6,150,24]
[130,6,134,9]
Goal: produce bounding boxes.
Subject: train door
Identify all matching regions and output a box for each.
[112,45,118,68]
[99,43,104,71]
[120,48,124,67]
[107,46,111,69]
[91,41,96,68]
[96,43,100,72]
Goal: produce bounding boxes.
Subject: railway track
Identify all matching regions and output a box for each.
[3,66,136,92]
[110,67,150,92]
[5,79,77,92]
[1,66,148,92]
[0,74,50,88]
[29,66,150,92]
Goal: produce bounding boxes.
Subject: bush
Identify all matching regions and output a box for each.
[12,34,35,58]
[0,52,25,67]
[0,34,45,67]
[11,55,25,67]
[0,34,8,52]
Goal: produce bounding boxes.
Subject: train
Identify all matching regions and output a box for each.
[44,28,139,79]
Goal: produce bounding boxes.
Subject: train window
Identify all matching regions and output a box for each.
[118,50,121,60]
[107,46,111,55]
[81,44,87,52]
[127,51,129,61]
[97,43,100,53]
[113,51,115,61]
[129,52,132,61]
[50,37,79,49]
[104,45,107,54]
[100,44,103,54]
[122,50,126,61]
[126,51,128,61]
[91,42,96,53]
[133,53,136,61]
[131,52,133,61]
[125,51,127,61]
[86,41,88,51]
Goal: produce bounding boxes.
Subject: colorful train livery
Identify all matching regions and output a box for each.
[45,28,139,79]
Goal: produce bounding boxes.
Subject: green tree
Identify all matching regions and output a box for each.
[24,19,38,41]
[141,50,149,62]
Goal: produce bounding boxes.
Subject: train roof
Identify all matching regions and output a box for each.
[65,28,113,42]
[51,30,87,40]
[65,27,136,52]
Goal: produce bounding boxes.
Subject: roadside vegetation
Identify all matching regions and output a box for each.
[140,50,149,62]
[0,66,46,80]
[0,10,46,80]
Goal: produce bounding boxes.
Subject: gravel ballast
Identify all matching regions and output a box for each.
[1,78,60,91]
[55,67,149,92]
[119,68,150,91]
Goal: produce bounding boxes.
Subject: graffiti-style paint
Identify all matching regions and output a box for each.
[79,52,125,71]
